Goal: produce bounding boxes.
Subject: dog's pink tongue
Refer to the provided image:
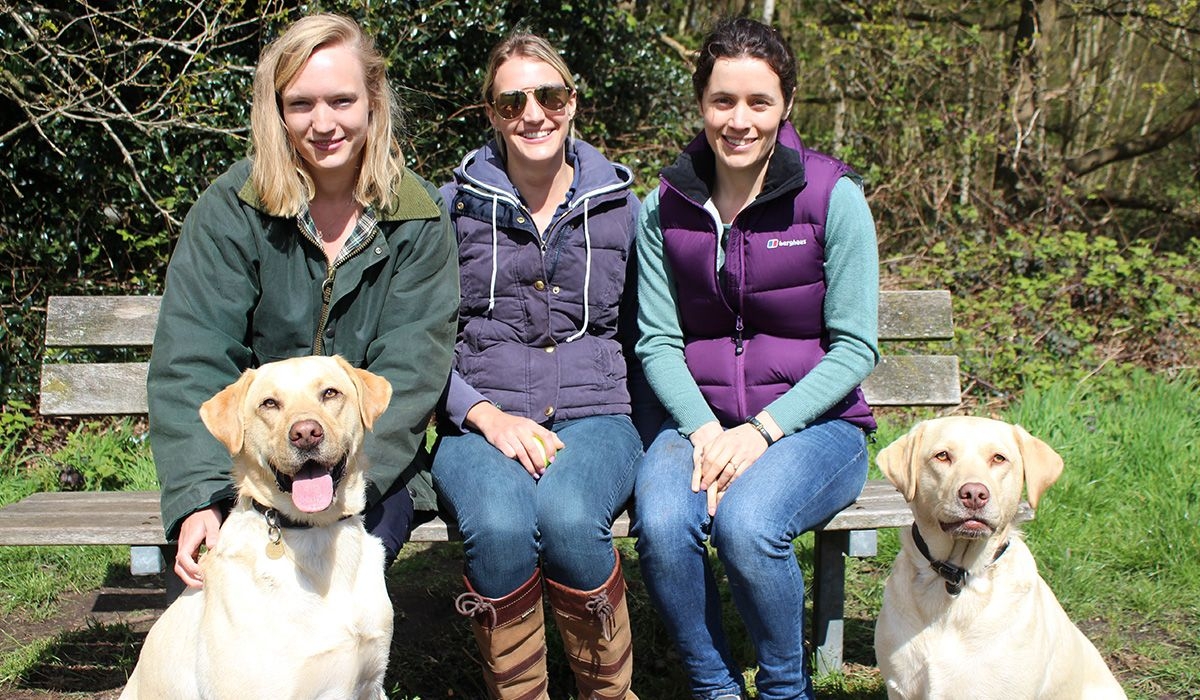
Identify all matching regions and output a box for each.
[291,463,334,513]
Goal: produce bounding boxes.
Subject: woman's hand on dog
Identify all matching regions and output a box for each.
[466,401,563,478]
[176,504,224,587]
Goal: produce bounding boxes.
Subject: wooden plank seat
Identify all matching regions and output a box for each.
[2,290,982,675]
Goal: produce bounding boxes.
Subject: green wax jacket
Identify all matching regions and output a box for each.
[147,159,459,540]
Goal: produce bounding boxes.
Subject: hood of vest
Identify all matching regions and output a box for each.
[447,139,633,342]
[660,121,810,210]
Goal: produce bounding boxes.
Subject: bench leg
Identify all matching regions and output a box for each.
[129,545,165,576]
[161,544,186,603]
[811,530,848,676]
[847,529,877,558]
[130,544,185,602]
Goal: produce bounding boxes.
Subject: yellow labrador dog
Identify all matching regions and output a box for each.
[121,356,394,700]
[874,416,1125,699]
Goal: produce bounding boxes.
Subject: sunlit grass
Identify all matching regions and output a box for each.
[1,371,1196,698]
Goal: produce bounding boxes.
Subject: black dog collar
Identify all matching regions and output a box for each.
[911,523,1010,596]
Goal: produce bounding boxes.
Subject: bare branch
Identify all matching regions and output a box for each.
[0,0,262,218]
[658,33,695,70]
[1065,98,1200,175]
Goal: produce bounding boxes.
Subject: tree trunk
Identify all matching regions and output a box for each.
[993,0,1058,203]
[762,0,775,25]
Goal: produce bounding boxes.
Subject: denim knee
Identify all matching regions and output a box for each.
[709,503,790,573]
[458,514,539,597]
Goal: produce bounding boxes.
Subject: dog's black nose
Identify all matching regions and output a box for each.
[290,419,324,450]
[958,482,990,510]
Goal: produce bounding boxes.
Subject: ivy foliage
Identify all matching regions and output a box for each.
[1,0,1196,410]
[907,231,1200,400]
[0,0,691,403]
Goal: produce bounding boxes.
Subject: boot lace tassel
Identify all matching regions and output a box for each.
[455,592,498,627]
[585,592,615,641]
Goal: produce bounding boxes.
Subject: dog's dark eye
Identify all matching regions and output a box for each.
[933,451,950,462]
[322,388,341,400]
[260,398,279,409]
[991,453,1008,464]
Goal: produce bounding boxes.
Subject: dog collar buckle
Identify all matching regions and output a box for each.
[929,561,966,596]
[911,523,1012,597]
[911,523,969,596]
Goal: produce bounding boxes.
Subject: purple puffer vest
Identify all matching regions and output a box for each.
[657,124,875,430]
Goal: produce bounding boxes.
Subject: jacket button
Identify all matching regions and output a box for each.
[517,216,526,224]
[456,202,464,210]
[374,247,383,255]
[544,406,555,417]
[544,346,555,353]
[552,286,560,294]
[534,280,546,291]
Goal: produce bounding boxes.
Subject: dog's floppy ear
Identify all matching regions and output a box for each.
[877,421,927,502]
[1013,423,1063,512]
[335,356,393,430]
[199,369,256,455]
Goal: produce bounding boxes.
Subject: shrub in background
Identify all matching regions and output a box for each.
[0,0,691,406]
[890,228,1200,402]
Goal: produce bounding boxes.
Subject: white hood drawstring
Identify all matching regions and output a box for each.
[565,197,592,342]
[487,194,499,315]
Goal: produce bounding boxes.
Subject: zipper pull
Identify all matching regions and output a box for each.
[734,316,744,356]
[322,267,335,303]
[314,266,337,355]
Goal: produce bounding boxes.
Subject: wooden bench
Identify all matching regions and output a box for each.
[2,290,979,675]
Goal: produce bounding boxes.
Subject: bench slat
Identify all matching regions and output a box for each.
[878,289,952,340]
[39,355,962,416]
[862,355,960,406]
[0,492,165,545]
[0,483,1029,548]
[40,362,150,415]
[41,291,951,347]
[44,296,160,347]
[0,490,160,511]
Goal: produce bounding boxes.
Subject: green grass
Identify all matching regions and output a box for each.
[1,417,156,625]
[1,370,1197,698]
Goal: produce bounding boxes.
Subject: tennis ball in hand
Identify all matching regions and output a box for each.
[532,434,553,468]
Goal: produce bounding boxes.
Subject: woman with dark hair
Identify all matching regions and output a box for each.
[147,13,458,585]
[433,31,644,700]
[632,17,880,700]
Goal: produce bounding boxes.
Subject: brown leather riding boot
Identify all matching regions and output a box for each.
[454,569,550,700]
[545,553,638,700]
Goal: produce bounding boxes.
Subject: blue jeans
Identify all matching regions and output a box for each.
[432,414,641,598]
[631,419,868,700]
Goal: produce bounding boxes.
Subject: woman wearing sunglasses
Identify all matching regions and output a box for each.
[431,31,644,700]
[632,17,879,700]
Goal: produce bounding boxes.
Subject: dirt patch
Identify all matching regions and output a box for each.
[0,545,486,700]
[0,580,162,698]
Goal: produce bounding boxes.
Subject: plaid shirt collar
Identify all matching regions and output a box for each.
[296,203,379,267]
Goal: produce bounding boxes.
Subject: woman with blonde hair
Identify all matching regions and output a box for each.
[147,13,458,587]
[432,30,645,700]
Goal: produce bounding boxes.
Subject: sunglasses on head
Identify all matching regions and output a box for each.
[489,84,573,120]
